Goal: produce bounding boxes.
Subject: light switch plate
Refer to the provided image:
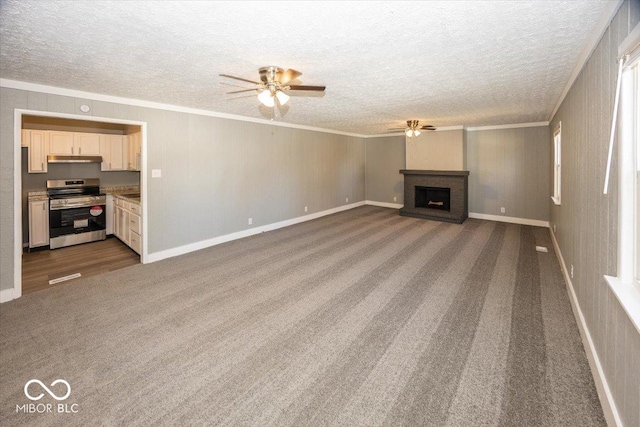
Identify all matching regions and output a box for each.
[151,169,162,178]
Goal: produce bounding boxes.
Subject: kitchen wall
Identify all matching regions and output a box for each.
[467,126,549,221]
[0,88,365,292]
[365,136,405,204]
[549,1,640,426]
[405,129,466,170]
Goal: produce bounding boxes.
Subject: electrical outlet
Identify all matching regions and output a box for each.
[304,206,308,212]
[346,197,349,203]
[393,196,397,202]
[151,169,162,178]
[570,264,574,279]
[248,218,252,225]
[500,207,505,214]
[553,224,557,233]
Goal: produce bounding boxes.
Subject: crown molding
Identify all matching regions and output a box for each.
[0,78,369,138]
[548,0,623,121]
[465,121,549,131]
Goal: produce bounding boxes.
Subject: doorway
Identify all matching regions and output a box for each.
[13,109,148,298]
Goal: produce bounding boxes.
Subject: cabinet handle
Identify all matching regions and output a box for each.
[72,147,74,154]
[42,203,45,211]
[109,162,111,169]
[79,147,82,154]
[41,162,43,170]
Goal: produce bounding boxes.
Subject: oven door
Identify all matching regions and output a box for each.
[49,204,106,248]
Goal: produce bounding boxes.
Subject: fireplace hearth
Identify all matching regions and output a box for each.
[399,170,469,223]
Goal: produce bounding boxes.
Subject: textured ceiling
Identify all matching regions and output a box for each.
[0,1,614,135]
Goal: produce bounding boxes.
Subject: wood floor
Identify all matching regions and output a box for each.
[22,237,140,295]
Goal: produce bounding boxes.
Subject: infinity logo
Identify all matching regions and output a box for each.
[24,379,71,401]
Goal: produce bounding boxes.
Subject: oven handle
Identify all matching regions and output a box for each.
[50,203,104,210]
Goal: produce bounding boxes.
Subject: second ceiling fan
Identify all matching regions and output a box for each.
[220,66,326,107]
[389,120,436,137]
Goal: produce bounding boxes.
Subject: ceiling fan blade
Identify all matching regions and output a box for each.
[420,125,436,130]
[226,88,258,94]
[280,68,302,84]
[219,74,260,85]
[287,85,326,92]
[387,128,405,131]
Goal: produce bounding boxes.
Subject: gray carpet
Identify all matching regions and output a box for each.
[0,206,605,426]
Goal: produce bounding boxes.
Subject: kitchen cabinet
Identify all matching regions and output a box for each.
[48,131,75,155]
[126,131,141,171]
[21,130,29,147]
[29,199,49,248]
[73,132,101,155]
[106,195,114,235]
[23,130,49,173]
[113,196,142,255]
[100,135,126,171]
[49,131,101,155]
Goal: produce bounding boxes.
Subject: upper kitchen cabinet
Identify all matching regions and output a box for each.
[73,132,101,155]
[126,131,141,171]
[48,131,101,155]
[100,134,126,171]
[48,131,75,155]
[23,129,49,173]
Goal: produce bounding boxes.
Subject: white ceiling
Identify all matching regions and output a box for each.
[0,1,616,135]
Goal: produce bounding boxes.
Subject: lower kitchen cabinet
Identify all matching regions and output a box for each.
[113,196,142,255]
[29,199,49,248]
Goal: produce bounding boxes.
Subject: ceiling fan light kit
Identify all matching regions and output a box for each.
[220,66,325,109]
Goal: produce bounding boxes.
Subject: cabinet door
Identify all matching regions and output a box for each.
[118,207,130,245]
[21,129,29,147]
[100,135,125,171]
[49,131,75,155]
[28,130,49,173]
[74,133,101,155]
[127,131,141,170]
[29,200,49,248]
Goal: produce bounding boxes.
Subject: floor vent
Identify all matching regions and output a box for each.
[535,246,548,253]
[49,273,81,285]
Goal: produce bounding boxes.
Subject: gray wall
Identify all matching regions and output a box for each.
[365,136,405,204]
[0,88,365,291]
[365,128,549,223]
[467,126,550,221]
[549,1,639,426]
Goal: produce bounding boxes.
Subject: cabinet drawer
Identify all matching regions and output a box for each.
[130,203,141,216]
[123,200,131,211]
[129,213,141,235]
[130,231,141,254]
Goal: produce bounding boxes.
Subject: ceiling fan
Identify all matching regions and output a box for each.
[219,66,326,107]
[388,120,436,137]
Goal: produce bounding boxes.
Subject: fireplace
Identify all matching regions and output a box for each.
[415,186,450,211]
[399,170,469,223]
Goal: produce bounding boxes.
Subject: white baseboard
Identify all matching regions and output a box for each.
[146,201,367,263]
[549,229,621,427]
[365,200,403,209]
[469,212,550,228]
[0,288,15,303]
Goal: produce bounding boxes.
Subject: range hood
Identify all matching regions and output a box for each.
[47,155,103,164]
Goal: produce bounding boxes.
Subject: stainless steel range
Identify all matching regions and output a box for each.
[47,179,107,249]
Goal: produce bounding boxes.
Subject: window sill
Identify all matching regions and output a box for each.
[551,196,561,206]
[604,275,640,334]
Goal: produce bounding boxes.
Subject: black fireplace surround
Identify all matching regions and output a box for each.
[399,170,469,223]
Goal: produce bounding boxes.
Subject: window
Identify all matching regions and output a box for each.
[552,122,561,205]
[605,33,640,332]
